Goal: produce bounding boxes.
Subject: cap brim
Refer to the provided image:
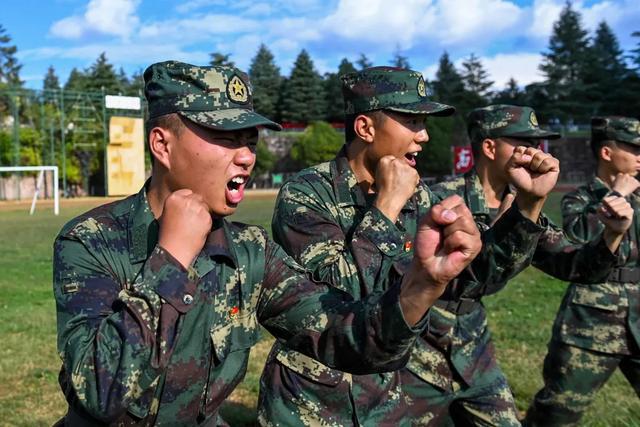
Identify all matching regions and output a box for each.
[179,109,282,131]
[385,101,456,117]
[502,128,561,140]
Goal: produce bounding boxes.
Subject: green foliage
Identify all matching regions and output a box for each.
[324,58,357,123]
[356,53,372,70]
[290,121,342,168]
[390,45,410,69]
[209,52,235,67]
[461,53,493,105]
[84,53,121,94]
[416,116,454,177]
[433,52,467,111]
[43,66,60,91]
[492,78,527,106]
[0,24,22,87]
[0,127,43,166]
[249,44,281,120]
[253,139,276,176]
[279,50,326,123]
[64,68,87,92]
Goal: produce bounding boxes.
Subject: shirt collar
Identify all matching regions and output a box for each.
[128,181,236,268]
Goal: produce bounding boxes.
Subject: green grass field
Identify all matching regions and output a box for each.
[0,192,638,426]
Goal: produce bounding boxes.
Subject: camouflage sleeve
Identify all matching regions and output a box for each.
[53,225,197,421]
[257,238,425,375]
[272,180,404,293]
[562,189,605,243]
[463,205,545,297]
[532,215,617,282]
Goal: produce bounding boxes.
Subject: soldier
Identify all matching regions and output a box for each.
[257,68,564,426]
[419,105,633,426]
[525,116,640,426]
[52,61,484,426]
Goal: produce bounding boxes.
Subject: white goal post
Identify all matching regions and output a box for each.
[0,166,59,215]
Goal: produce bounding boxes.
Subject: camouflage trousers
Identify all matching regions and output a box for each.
[257,357,408,426]
[524,340,640,426]
[399,369,521,427]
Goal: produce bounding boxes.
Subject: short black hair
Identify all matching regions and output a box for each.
[344,110,387,143]
[468,126,487,159]
[590,134,616,160]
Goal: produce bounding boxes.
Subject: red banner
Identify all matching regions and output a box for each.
[453,146,474,174]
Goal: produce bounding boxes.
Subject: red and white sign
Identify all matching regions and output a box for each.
[453,146,474,174]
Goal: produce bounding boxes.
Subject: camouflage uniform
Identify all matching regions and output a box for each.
[54,62,429,426]
[526,117,640,426]
[400,106,619,426]
[257,70,547,426]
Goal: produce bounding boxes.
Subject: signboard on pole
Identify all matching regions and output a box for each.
[453,146,474,174]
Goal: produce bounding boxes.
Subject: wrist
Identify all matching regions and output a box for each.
[374,195,403,223]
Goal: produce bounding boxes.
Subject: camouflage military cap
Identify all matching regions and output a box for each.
[467,104,560,140]
[341,66,455,116]
[144,60,281,131]
[591,116,640,146]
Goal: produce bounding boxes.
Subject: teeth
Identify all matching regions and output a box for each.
[410,152,418,157]
[229,188,238,193]
[231,176,245,184]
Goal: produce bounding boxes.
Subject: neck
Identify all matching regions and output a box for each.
[476,159,507,208]
[346,140,376,194]
[147,173,171,219]
[596,163,616,189]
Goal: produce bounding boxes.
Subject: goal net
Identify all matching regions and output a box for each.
[0,166,59,215]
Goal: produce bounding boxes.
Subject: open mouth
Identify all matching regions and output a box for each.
[226,175,247,205]
[405,152,418,167]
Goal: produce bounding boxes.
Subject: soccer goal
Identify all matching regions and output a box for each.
[0,166,59,215]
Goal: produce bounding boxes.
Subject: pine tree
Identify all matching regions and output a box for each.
[582,21,629,115]
[43,65,60,91]
[631,31,640,72]
[85,53,120,93]
[538,1,590,121]
[492,78,527,106]
[249,44,281,120]
[433,52,466,108]
[324,58,357,123]
[390,45,410,69]
[461,53,493,105]
[279,50,326,123]
[0,24,22,87]
[209,52,235,67]
[126,69,144,97]
[64,68,87,92]
[356,53,372,70]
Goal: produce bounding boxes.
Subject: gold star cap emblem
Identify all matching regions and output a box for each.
[227,75,249,104]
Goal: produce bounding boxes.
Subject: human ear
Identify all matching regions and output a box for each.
[354,115,376,144]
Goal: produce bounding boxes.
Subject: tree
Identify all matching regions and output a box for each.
[324,58,357,122]
[279,50,326,123]
[85,53,121,93]
[581,21,629,116]
[64,68,87,92]
[356,53,372,70]
[253,140,276,176]
[390,45,410,69]
[461,53,493,105]
[290,121,343,168]
[492,78,527,106]
[433,52,467,109]
[0,24,22,87]
[209,52,235,67]
[43,65,60,91]
[538,1,590,121]
[631,31,640,72]
[125,69,144,97]
[249,44,281,120]
[416,116,454,177]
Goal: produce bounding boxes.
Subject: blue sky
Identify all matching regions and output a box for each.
[4,0,639,90]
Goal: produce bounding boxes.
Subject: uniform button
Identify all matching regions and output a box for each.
[183,294,194,305]
[389,243,397,250]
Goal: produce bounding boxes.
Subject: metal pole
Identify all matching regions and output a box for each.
[102,88,109,196]
[59,90,67,196]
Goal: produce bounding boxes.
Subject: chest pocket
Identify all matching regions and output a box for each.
[210,263,261,361]
[570,284,621,312]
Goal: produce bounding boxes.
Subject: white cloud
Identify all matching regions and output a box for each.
[138,14,260,41]
[50,0,141,40]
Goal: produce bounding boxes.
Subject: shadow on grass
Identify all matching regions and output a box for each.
[220,401,258,426]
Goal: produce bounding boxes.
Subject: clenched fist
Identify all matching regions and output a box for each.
[374,155,420,223]
[399,195,482,324]
[158,189,212,268]
[506,146,560,198]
